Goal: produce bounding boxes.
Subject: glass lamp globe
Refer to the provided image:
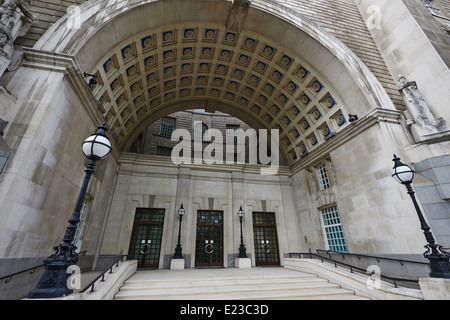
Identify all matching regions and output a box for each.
[178,203,185,216]
[392,154,415,184]
[82,122,112,161]
[237,206,244,218]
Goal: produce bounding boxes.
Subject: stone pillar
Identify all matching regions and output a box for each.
[171,166,191,268]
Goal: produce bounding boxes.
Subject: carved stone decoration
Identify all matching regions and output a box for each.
[226,0,251,32]
[397,75,448,143]
[0,0,34,77]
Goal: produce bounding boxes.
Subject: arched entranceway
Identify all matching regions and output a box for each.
[1,0,427,273]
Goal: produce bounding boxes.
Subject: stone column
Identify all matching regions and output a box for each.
[170,166,191,269]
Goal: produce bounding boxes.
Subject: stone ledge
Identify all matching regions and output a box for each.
[284,258,424,300]
[419,277,450,300]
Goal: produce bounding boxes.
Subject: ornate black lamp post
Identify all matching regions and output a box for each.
[173,203,185,259]
[392,154,450,278]
[237,206,248,258]
[28,123,112,298]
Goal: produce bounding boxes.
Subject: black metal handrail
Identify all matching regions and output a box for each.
[0,251,88,285]
[80,254,127,293]
[288,252,421,288]
[0,264,44,284]
[315,249,429,266]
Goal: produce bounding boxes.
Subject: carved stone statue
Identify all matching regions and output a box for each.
[398,74,447,143]
[227,0,251,32]
[0,0,33,77]
[0,20,13,57]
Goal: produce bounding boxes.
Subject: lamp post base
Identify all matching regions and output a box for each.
[27,263,72,299]
[235,258,251,269]
[170,258,185,270]
[428,255,450,279]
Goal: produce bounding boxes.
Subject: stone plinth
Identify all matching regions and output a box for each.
[170,259,185,270]
[235,258,251,269]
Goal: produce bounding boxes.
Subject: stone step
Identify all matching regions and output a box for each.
[119,274,321,290]
[115,286,362,300]
[114,267,369,300]
[117,280,341,296]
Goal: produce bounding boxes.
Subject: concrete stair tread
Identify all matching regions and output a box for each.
[114,286,362,300]
[119,276,326,290]
[116,281,342,295]
[113,267,369,300]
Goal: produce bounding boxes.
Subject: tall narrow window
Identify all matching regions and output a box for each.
[321,205,348,253]
[309,157,337,192]
[159,117,176,137]
[72,197,92,253]
[226,124,240,143]
[194,122,209,141]
[316,164,330,190]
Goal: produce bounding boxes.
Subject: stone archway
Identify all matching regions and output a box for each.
[31,0,397,163]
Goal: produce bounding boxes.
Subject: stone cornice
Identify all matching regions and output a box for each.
[289,108,402,175]
[118,108,402,178]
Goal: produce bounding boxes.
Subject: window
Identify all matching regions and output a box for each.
[309,158,337,192]
[226,124,240,143]
[194,122,209,142]
[156,146,173,157]
[316,164,330,190]
[321,205,348,253]
[159,117,176,137]
[72,197,92,253]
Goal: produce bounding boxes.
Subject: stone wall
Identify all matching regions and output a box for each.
[100,153,301,268]
[0,52,117,273]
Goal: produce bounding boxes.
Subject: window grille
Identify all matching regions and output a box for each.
[226,124,240,143]
[72,197,92,253]
[316,164,330,190]
[159,117,176,137]
[321,205,348,253]
[194,122,209,141]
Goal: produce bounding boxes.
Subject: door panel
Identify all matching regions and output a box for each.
[253,212,280,266]
[128,208,165,268]
[195,210,223,267]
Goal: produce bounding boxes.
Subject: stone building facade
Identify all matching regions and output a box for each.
[0,0,449,291]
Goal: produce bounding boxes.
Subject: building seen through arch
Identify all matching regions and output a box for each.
[0,0,449,299]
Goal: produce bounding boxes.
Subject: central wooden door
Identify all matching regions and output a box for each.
[195,210,223,267]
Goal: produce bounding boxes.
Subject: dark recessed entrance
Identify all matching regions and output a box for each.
[195,210,223,267]
[128,208,165,269]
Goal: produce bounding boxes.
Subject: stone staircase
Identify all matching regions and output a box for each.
[114,267,369,300]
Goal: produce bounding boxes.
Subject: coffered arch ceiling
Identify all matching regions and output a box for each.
[34,0,396,165]
[90,22,351,165]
